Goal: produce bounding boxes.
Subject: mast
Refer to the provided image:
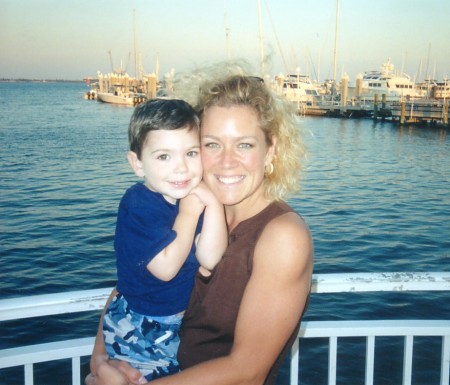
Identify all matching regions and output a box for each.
[133,9,138,79]
[332,0,339,81]
[224,12,231,61]
[257,0,264,77]
[155,53,160,83]
[425,43,431,81]
[317,51,321,83]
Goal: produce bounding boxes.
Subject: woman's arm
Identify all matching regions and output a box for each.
[89,287,117,376]
[151,211,314,385]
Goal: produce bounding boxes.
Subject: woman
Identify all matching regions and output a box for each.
[87,72,313,385]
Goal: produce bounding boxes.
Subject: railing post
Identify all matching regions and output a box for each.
[441,335,450,385]
[365,336,375,385]
[402,335,414,385]
[72,356,81,385]
[328,336,337,385]
[290,339,299,385]
[24,363,33,385]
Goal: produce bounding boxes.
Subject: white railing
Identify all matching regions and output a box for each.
[1,272,449,385]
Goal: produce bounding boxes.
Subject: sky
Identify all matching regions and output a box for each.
[1,0,449,83]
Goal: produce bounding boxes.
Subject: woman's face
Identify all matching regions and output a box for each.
[200,105,275,208]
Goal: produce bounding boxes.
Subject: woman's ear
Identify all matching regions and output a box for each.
[265,136,277,165]
[127,151,145,177]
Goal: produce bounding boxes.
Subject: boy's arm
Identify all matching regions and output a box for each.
[146,194,205,281]
[190,182,228,270]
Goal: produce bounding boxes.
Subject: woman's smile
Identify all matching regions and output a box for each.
[216,175,245,185]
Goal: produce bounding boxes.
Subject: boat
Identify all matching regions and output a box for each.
[1,272,449,385]
[432,80,450,99]
[357,60,426,101]
[93,12,150,107]
[278,73,322,105]
[417,79,450,100]
[96,84,147,106]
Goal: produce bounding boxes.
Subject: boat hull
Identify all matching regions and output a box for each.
[96,92,135,106]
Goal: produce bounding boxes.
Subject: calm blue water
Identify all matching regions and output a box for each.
[1,82,449,385]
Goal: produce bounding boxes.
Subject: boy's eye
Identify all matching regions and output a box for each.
[157,154,170,161]
[187,150,199,157]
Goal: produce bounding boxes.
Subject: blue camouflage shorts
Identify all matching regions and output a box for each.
[103,293,183,381]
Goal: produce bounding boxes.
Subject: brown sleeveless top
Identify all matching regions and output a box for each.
[178,201,307,385]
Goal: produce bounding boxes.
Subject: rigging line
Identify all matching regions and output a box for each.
[307,48,319,82]
[263,0,289,74]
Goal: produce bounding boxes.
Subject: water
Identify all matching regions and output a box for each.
[1,82,449,385]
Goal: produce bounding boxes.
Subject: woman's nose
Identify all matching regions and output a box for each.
[220,147,237,168]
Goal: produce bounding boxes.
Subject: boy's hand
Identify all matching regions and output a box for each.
[179,188,206,217]
[189,181,220,207]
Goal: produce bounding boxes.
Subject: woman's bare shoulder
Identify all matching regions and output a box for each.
[255,210,313,271]
[264,210,311,246]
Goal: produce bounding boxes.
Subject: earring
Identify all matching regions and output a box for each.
[265,162,274,176]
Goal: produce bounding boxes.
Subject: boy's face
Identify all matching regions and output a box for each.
[131,127,202,204]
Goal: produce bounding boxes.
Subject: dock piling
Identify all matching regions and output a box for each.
[442,102,448,125]
[400,101,406,124]
[373,94,378,120]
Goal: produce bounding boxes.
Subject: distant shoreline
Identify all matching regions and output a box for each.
[0,79,87,83]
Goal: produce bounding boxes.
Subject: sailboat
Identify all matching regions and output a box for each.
[96,11,147,106]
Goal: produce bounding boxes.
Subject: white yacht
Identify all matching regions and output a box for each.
[359,60,425,100]
[279,73,322,105]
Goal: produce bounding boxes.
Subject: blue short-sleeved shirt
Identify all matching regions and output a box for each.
[114,183,201,316]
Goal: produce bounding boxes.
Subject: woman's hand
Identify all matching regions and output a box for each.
[86,357,145,385]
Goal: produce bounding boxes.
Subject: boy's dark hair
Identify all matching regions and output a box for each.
[128,98,200,159]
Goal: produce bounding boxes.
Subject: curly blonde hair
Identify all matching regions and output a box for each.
[173,62,306,201]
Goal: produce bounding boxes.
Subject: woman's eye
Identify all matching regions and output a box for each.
[204,142,219,149]
[238,143,253,149]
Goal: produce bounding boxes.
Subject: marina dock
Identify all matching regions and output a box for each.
[84,70,449,127]
[390,100,449,125]
[298,95,449,127]
[275,66,449,126]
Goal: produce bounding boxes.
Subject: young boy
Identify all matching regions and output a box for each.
[102,98,227,381]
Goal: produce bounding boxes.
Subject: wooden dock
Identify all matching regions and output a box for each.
[390,100,449,125]
[299,95,449,126]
